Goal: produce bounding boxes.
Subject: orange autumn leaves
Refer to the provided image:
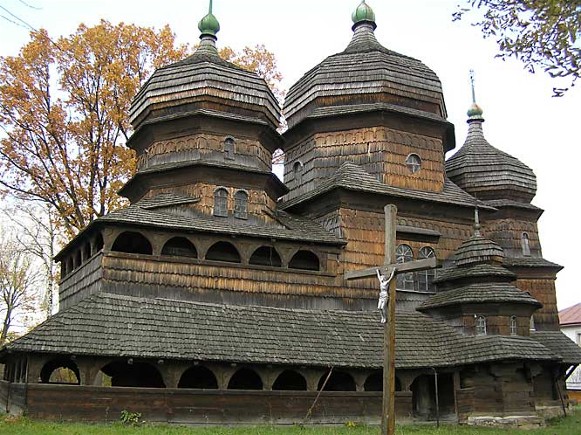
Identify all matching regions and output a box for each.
[0,21,283,236]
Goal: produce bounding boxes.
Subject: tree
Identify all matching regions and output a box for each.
[219,44,285,103]
[0,21,188,236]
[0,231,39,344]
[454,0,581,95]
[0,22,285,236]
[2,201,64,317]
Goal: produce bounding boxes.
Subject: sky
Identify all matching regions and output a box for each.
[0,0,579,310]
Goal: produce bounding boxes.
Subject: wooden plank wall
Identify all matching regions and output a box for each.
[18,384,420,425]
[59,254,104,311]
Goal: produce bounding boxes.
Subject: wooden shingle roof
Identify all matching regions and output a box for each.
[446,116,537,203]
[280,162,491,211]
[2,292,569,369]
[96,198,344,246]
[130,42,280,131]
[283,20,446,130]
[418,283,542,311]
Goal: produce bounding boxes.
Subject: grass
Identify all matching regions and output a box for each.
[0,409,580,435]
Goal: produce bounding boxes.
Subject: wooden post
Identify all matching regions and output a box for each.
[382,204,397,435]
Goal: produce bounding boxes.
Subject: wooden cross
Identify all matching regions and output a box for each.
[345,205,437,435]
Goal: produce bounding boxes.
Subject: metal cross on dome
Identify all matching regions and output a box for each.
[345,204,437,435]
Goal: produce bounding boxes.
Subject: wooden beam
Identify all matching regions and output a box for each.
[344,257,437,280]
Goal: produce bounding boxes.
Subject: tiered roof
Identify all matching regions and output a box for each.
[283,1,448,135]
[446,104,537,203]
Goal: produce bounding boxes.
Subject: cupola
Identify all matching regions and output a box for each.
[283,1,449,139]
[446,103,537,203]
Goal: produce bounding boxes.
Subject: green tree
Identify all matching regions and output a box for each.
[455,0,581,95]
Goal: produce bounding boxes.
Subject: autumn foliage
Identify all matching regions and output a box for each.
[0,21,284,236]
[0,21,188,236]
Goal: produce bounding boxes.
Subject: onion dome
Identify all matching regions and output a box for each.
[283,1,447,131]
[128,3,280,132]
[446,104,537,203]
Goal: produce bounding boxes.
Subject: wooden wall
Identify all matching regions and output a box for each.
[59,254,104,311]
[7,383,401,425]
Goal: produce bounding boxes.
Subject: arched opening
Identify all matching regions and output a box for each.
[224,137,235,160]
[227,368,263,390]
[178,366,218,389]
[234,190,248,220]
[411,373,456,420]
[396,244,414,290]
[100,360,165,388]
[293,161,303,185]
[475,315,487,336]
[289,250,320,271]
[161,237,198,258]
[272,370,307,391]
[213,188,229,217]
[83,243,91,262]
[94,233,104,253]
[40,358,80,385]
[521,232,531,256]
[363,370,402,391]
[417,246,436,292]
[249,246,282,267]
[318,370,356,391]
[510,315,518,336]
[74,250,82,269]
[206,241,241,263]
[111,232,152,255]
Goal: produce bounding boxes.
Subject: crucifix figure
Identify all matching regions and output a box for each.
[376,268,395,324]
[345,204,437,435]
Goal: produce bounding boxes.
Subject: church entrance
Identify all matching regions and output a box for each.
[411,372,456,421]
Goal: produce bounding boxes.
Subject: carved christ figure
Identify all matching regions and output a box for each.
[376,268,396,323]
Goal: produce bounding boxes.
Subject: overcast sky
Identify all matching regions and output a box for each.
[1,0,579,310]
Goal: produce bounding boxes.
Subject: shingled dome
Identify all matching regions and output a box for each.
[283,1,447,129]
[129,8,280,132]
[446,104,537,203]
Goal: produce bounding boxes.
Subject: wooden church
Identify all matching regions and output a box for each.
[2,1,580,426]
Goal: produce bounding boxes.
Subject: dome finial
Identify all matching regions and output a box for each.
[352,0,377,31]
[467,69,484,121]
[198,0,220,38]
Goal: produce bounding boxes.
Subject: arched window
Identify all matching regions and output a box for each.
[111,231,152,255]
[249,246,282,267]
[521,232,531,256]
[405,154,422,173]
[475,316,487,336]
[205,241,241,263]
[289,250,320,271]
[318,370,356,391]
[272,370,307,391]
[224,137,235,160]
[227,368,263,390]
[396,244,414,291]
[363,371,402,392]
[161,237,197,258]
[293,161,303,185]
[234,190,248,220]
[213,188,229,217]
[510,316,518,336]
[178,366,218,389]
[417,246,436,292]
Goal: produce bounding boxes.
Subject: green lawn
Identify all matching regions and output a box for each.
[1,410,580,435]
